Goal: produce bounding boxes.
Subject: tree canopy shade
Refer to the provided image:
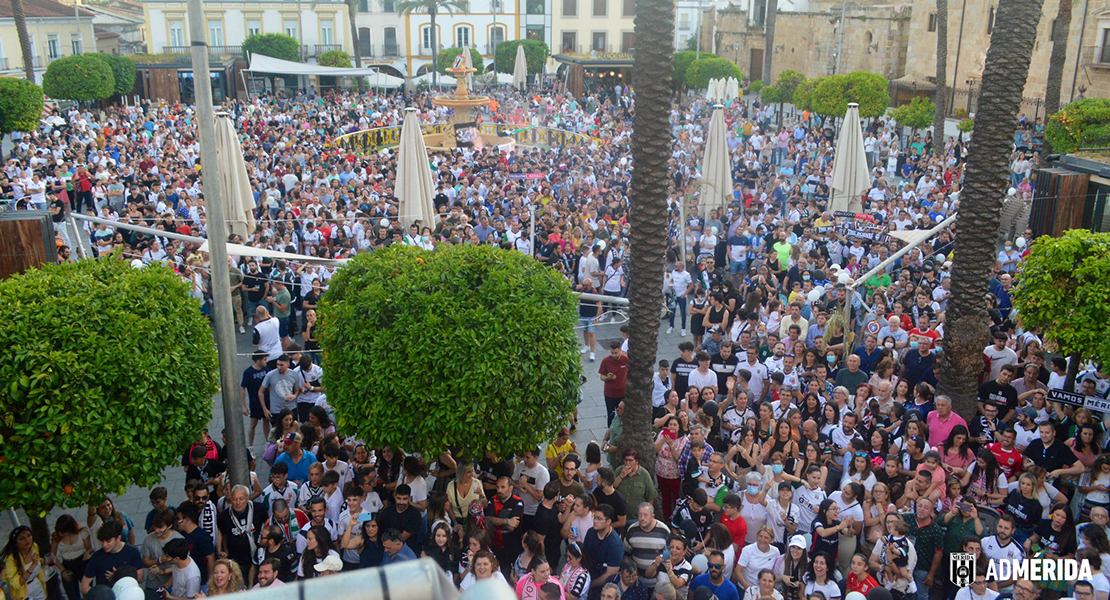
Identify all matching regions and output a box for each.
[892,96,936,131]
[436,46,484,74]
[42,54,114,102]
[684,57,742,89]
[1045,98,1110,153]
[319,50,352,68]
[772,69,806,104]
[317,245,581,458]
[93,53,136,96]
[1012,230,1110,388]
[495,39,549,75]
[0,259,219,514]
[0,78,44,135]
[809,72,890,118]
[672,51,717,87]
[242,33,301,62]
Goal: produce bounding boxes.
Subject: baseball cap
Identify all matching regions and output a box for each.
[789,534,806,549]
[1023,407,1038,419]
[710,325,723,334]
[283,432,303,445]
[314,555,343,573]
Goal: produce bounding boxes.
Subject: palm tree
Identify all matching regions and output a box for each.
[933,0,947,158]
[762,0,777,86]
[395,0,463,87]
[345,0,366,91]
[939,0,1044,420]
[11,0,34,82]
[623,0,675,477]
[1044,0,1073,120]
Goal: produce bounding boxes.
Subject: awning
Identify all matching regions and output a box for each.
[245,54,401,83]
[890,75,936,91]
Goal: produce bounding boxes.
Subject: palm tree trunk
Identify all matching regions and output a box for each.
[347,0,366,92]
[11,0,35,83]
[430,6,438,87]
[1044,0,1072,120]
[624,0,675,479]
[939,0,1044,421]
[762,0,777,86]
[933,0,947,158]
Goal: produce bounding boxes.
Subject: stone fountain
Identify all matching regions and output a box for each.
[423,61,516,151]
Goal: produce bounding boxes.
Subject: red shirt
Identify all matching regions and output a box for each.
[720,512,748,547]
[987,442,1023,478]
[598,354,629,398]
[847,572,880,596]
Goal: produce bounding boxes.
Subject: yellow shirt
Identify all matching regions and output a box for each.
[545,439,576,479]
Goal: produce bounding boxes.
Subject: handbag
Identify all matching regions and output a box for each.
[263,442,279,465]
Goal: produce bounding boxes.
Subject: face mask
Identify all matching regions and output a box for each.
[910,341,919,349]
[827,355,836,363]
[747,485,761,495]
[772,464,784,474]
[803,275,811,281]
[757,332,766,338]
[885,341,894,349]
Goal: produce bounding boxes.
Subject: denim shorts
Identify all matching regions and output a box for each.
[730,259,747,275]
[579,317,597,332]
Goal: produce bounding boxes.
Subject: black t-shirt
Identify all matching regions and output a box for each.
[182,527,215,581]
[592,488,628,525]
[245,273,267,302]
[485,494,524,550]
[186,459,226,491]
[673,357,699,397]
[1033,522,1077,556]
[532,503,563,567]
[809,519,840,561]
[977,381,1018,416]
[216,505,266,565]
[257,542,298,582]
[1022,439,1078,474]
[84,544,144,586]
[376,506,422,550]
[711,353,740,391]
[51,198,66,222]
[1003,489,1042,532]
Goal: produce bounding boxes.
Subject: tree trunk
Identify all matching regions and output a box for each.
[1065,352,1081,391]
[430,7,438,88]
[939,0,1044,421]
[11,0,35,83]
[347,0,366,92]
[624,0,674,478]
[29,512,51,562]
[762,0,777,86]
[933,0,948,158]
[1044,0,1072,122]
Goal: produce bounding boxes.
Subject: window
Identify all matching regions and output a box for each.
[321,19,334,45]
[987,6,995,34]
[71,34,81,55]
[679,12,689,30]
[526,25,543,40]
[561,31,576,52]
[208,20,223,46]
[169,20,185,46]
[1049,18,1058,41]
[47,34,60,59]
[622,0,633,17]
[359,0,368,11]
[562,0,576,16]
[246,18,262,36]
[384,27,398,55]
[455,26,470,48]
[358,27,372,56]
[490,25,505,50]
[593,0,605,16]
[592,31,606,51]
[383,0,394,10]
[422,25,434,51]
[456,0,469,11]
[491,0,502,12]
[621,31,634,52]
[284,19,298,40]
[526,0,544,14]
[1101,28,1110,63]
[928,12,936,32]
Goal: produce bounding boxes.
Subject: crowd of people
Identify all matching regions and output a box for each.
[0,77,1105,600]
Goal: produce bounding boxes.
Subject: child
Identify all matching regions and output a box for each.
[262,462,300,515]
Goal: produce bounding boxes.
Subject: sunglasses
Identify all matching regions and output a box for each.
[709,564,724,570]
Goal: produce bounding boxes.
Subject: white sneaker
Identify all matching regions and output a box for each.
[667,326,674,334]
[580,345,588,354]
[239,326,246,334]
[589,352,596,361]
[681,329,687,336]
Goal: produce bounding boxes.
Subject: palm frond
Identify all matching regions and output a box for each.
[393,0,464,13]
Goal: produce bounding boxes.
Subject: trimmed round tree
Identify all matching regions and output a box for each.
[892,96,936,134]
[94,53,137,96]
[684,57,742,90]
[0,259,218,520]
[672,51,717,88]
[318,245,581,458]
[0,78,44,135]
[319,50,352,68]
[42,54,114,102]
[494,39,550,75]
[436,46,484,74]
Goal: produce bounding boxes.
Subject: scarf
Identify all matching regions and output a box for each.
[229,504,258,557]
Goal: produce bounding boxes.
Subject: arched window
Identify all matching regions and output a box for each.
[455,25,472,48]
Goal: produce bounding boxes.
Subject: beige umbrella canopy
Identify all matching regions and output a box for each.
[396,107,437,230]
[462,44,474,88]
[701,105,733,217]
[830,102,870,214]
[214,113,256,239]
[512,44,528,90]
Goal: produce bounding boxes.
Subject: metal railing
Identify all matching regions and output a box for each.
[314,43,342,56]
[164,44,243,57]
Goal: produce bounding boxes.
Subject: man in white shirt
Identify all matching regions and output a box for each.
[738,345,768,403]
[253,306,283,366]
[161,539,201,600]
[983,332,1018,381]
[652,360,672,408]
[668,261,693,336]
[981,515,1025,592]
[512,449,550,528]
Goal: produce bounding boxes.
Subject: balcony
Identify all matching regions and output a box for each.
[383,42,400,57]
[164,45,244,58]
[1080,45,1110,68]
[313,43,342,57]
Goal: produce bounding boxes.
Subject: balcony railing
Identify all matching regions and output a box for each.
[164,45,243,57]
[1080,45,1110,68]
[314,43,342,56]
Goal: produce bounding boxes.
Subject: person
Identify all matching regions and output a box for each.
[252,558,285,589]
[689,551,740,600]
[253,525,298,583]
[81,520,144,594]
[517,556,567,600]
[624,503,670,588]
[845,553,879,596]
[1024,503,1076,600]
[141,509,183,593]
[380,529,417,566]
[801,552,839,600]
[241,352,270,447]
[869,518,916,600]
[215,485,265,581]
[981,515,1026,592]
[952,571,997,600]
[608,559,649,600]
[600,341,631,426]
[197,559,245,596]
[53,514,94,600]
[562,540,593,600]
[260,355,301,430]
[3,526,48,600]
[900,503,942,600]
[175,502,216,581]
[585,505,625,599]
[735,526,781,591]
[616,450,657,510]
[160,538,202,600]
[461,550,510,590]
[487,476,525,576]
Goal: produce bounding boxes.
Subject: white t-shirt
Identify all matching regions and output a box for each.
[671,269,693,296]
[255,317,282,360]
[953,587,999,600]
[171,559,202,599]
[735,543,781,588]
[510,462,551,516]
[983,345,1018,380]
[981,535,1026,568]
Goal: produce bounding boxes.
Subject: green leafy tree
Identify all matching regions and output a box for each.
[242,33,301,92]
[42,55,114,102]
[0,259,218,537]
[93,53,136,96]
[396,0,465,87]
[436,46,484,74]
[773,69,806,104]
[0,78,44,135]
[319,50,352,68]
[672,51,716,88]
[810,75,847,117]
[1045,98,1110,154]
[318,245,580,458]
[685,57,742,90]
[892,96,936,133]
[809,72,890,118]
[958,118,975,133]
[761,85,782,104]
[1012,230,1110,390]
[494,39,550,75]
[748,80,764,94]
[791,77,818,112]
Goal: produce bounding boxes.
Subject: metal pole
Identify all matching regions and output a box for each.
[834,0,847,74]
[695,0,702,59]
[187,0,250,489]
[74,0,85,54]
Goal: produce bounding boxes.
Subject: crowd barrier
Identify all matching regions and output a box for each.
[332,123,603,154]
